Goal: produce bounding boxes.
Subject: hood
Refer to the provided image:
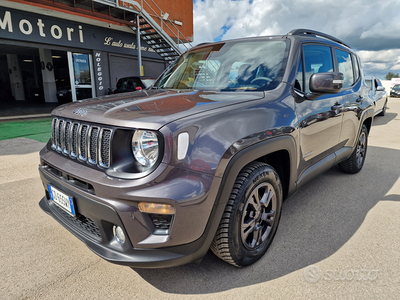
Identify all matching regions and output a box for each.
[52,89,264,130]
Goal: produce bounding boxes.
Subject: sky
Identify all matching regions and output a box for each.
[192,0,400,80]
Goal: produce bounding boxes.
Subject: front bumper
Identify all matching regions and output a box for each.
[38,147,223,267]
[39,195,218,268]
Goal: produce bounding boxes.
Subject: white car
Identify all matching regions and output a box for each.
[365,77,388,116]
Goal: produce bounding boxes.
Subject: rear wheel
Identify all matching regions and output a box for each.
[339,124,368,173]
[211,162,283,267]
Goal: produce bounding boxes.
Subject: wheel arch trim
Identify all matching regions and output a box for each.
[215,135,298,209]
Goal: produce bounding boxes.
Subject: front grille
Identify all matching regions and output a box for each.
[79,125,88,160]
[88,127,99,164]
[51,118,113,168]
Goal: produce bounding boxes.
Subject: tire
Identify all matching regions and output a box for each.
[211,161,283,267]
[338,124,368,174]
[378,100,387,116]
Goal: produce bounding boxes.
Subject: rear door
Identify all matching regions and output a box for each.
[374,78,386,112]
[337,51,368,149]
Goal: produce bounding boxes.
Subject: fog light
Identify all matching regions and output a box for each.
[138,203,175,215]
[113,226,126,244]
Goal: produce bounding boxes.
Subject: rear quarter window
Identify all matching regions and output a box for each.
[335,49,354,88]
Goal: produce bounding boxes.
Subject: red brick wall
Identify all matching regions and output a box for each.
[9,0,193,43]
[141,0,193,42]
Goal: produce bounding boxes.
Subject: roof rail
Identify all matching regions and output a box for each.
[288,29,350,48]
[193,42,213,47]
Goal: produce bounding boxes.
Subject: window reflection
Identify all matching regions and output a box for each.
[303,45,334,93]
[73,53,91,85]
[336,49,354,88]
[155,40,289,92]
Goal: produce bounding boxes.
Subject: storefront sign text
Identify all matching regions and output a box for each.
[103,37,155,52]
[94,52,104,91]
[0,11,84,43]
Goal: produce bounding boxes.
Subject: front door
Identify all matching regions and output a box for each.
[295,44,344,177]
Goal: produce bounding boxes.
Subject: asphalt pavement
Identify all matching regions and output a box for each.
[1,99,399,300]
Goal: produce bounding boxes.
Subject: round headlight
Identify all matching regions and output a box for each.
[132,130,159,167]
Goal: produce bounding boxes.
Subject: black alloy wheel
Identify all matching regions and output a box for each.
[241,181,277,250]
[339,124,368,173]
[211,161,283,267]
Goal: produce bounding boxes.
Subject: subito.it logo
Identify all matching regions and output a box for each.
[303,265,322,283]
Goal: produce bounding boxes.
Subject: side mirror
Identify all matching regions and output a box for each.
[135,86,143,90]
[305,72,343,100]
[376,86,385,92]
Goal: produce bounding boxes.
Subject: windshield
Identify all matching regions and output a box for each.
[142,79,156,88]
[154,39,289,91]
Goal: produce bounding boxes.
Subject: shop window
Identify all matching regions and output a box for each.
[73,53,91,85]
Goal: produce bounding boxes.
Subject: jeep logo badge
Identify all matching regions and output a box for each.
[73,108,88,116]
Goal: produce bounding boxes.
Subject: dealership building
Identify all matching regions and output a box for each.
[0,0,192,114]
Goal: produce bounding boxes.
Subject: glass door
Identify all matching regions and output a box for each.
[67,52,95,101]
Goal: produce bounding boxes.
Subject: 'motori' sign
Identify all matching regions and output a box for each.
[0,10,84,44]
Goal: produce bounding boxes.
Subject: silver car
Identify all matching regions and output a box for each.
[365,77,388,116]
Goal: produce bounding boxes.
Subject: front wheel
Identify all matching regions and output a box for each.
[211,162,283,267]
[338,124,368,174]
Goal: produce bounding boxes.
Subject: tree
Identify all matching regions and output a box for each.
[385,72,400,80]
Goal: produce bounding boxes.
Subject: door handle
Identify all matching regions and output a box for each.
[331,104,343,110]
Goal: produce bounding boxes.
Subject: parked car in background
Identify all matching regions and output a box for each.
[56,86,72,103]
[113,76,156,94]
[365,76,388,116]
[390,84,400,97]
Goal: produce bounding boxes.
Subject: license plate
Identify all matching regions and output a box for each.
[48,184,76,216]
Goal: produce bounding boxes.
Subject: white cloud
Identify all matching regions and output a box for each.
[193,0,400,79]
[390,65,400,71]
[357,49,400,77]
[193,0,400,48]
[358,50,400,62]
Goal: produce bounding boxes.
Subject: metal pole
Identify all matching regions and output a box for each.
[137,14,143,76]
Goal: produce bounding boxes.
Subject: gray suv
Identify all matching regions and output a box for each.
[39,29,374,268]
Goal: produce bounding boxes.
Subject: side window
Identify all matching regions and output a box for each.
[365,79,373,90]
[303,45,334,93]
[294,56,303,92]
[352,54,360,82]
[335,49,354,88]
